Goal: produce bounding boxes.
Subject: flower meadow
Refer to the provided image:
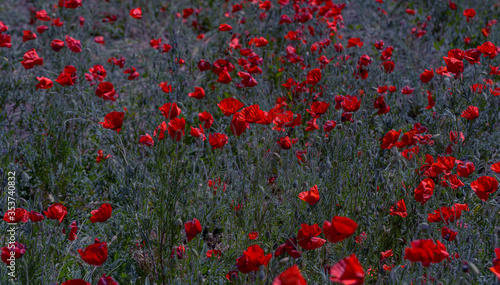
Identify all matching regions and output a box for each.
[1,0,500,284]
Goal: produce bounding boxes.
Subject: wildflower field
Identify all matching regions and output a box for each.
[1,0,500,284]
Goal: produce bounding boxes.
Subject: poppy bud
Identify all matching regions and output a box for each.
[326,160,332,169]
[176,218,183,226]
[418,222,429,231]
[190,248,199,258]
[279,257,289,264]
[292,180,298,188]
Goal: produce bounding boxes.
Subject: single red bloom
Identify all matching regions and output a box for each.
[35,10,51,21]
[443,56,464,75]
[22,30,36,43]
[188,87,205,99]
[414,178,435,206]
[0,33,12,48]
[448,1,457,10]
[190,125,206,141]
[209,133,228,150]
[218,98,245,116]
[341,95,361,112]
[420,69,434,83]
[390,199,407,218]
[277,136,292,150]
[275,238,302,258]
[52,18,64,27]
[206,249,222,259]
[44,203,67,223]
[217,68,232,84]
[401,86,415,95]
[323,216,358,243]
[94,36,104,45]
[37,25,49,33]
[307,101,330,118]
[59,0,82,9]
[97,274,119,285]
[170,245,186,259]
[28,211,44,222]
[236,244,272,273]
[36,77,53,90]
[65,35,82,53]
[130,7,142,19]
[158,81,173,93]
[167,117,186,141]
[380,61,395,73]
[99,111,124,133]
[404,239,449,267]
[272,264,307,285]
[185,218,202,242]
[21,49,43,69]
[306,68,321,85]
[90,203,112,223]
[427,203,468,224]
[380,129,401,150]
[380,249,393,261]
[329,254,365,285]
[470,176,498,201]
[198,112,214,129]
[219,24,233,31]
[248,232,259,240]
[298,185,320,206]
[461,106,479,120]
[198,60,211,71]
[139,133,154,146]
[230,112,249,136]
[123,66,139,80]
[78,238,108,266]
[65,221,78,241]
[490,248,500,280]
[491,162,500,174]
[3,208,29,223]
[441,227,458,241]
[96,149,111,163]
[55,65,78,86]
[297,223,326,250]
[456,161,475,177]
[323,120,337,133]
[159,102,181,119]
[95,82,117,101]
[347,38,363,48]
[1,242,27,265]
[477,41,498,59]
[405,8,415,15]
[226,271,238,282]
[463,8,475,22]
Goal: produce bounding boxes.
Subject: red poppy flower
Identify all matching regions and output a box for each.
[78,238,108,266]
[461,106,479,120]
[188,87,205,99]
[35,77,53,90]
[297,223,325,250]
[443,56,464,75]
[277,136,292,150]
[61,280,90,285]
[59,0,82,8]
[44,203,67,223]
[86,65,107,82]
[1,242,26,265]
[477,41,498,59]
[390,199,407,218]
[273,265,307,285]
[171,244,186,259]
[427,203,468,224]
[380,61,395,73]
[123,66,139,80]
[441,227,458,241]
[217,68,232,84]
[55,65,78,86]
[21,49,43,69]
[99,112,124,133]
[414,178,435,206]
[420,69,434,83]
[37,25,48,34]
[329,254,365,285]
[298,185,320,206]
[167,117,186,141]
[248,232,259,240]
[139,133,154,146]
[3,208,28,223]
[96,150,111,163]
[456,161,475,177]
[219,24,233,31]
[158,81,173,93]
[470,176,498,201]
[306,101,330,118]
[185,218,202,242]
[347,38,363,48]
[306,68,321,85]
[159,102,181,119]
[190,125,206,141]
[95,82,117,101]
[236,244,272,273]
[28,211,44,222]
[97,274,118,285]
[491,162,500,174]
[406,8,415,15]
[22,30,36,43]
[341,95,361,112]
[275,238,302,258]
[94,36,104,45]
[490,248,500,280]
[199,112,214,129]
[209,133,228,150]
[323,216,358,243]
[90,203,112,223]
[64,221,78,241]
[218,98,244,116]
[130,8,142,19]
[65,35,81,53]
[230,112,249,136]
[50,39,66,52]
[380,129,401,150]
[463,8,475,22]
[0,33,12,48]
[198,60,211,71]
[401,86,415,95]
[35,10,51,21]
[404,239,449,267]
